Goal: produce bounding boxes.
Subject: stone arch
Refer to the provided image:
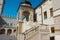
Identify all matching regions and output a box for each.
[23,11,30,21]
[0,29,5,34]
[7,29,12,35]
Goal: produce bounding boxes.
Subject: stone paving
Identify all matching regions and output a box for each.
[29,30,50,40]
[29,31,40,40]
[0,34,17,40]
[0,30,50,40]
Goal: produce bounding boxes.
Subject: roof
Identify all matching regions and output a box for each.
[21,1,32,6]
[0,16,7,27]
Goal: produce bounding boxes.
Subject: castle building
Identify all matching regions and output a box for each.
[0,0,60,40]
[35,0,60,40]
[0,0,17,37]
[17,0,33,40]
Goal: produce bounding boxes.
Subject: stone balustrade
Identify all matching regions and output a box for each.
[21,26,39,40]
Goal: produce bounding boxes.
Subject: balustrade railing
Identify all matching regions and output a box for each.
[22,26,39,40]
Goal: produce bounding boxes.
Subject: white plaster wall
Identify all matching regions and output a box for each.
[54,15,60,29]
[35,7,41,14]
[22,18,31,32]
[35,7,42,24]
[53,0,60,11]
[35,0,54,25]
[43,18,54,25]
[54,16,60,25]
[42,0,53,18]
[42,0,54,25]
[53,10,60,30]
[55,35,60,40]
[53,10,60,16]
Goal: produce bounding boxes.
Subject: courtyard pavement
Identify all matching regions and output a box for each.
[0,34,17,40]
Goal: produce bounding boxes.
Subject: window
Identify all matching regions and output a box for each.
[50,8,53,17]
[23,11,30,21]
[51,27,55,33]
[44,11,47,19]
[10,23,12,26]
[33,13,37,22]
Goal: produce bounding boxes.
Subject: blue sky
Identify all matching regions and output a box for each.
[2,0,44,18]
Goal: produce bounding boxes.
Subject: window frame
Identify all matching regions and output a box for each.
[50,8,53,17]
[44,11,47,19]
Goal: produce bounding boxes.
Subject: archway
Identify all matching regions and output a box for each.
[23,11,30,21]
[7,29,12,35]
[0,29,5,34]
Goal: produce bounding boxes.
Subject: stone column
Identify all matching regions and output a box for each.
[17,21,23,40]
[12,29,14,35]
[5,28,7,35]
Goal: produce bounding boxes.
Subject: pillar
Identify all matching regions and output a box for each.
[17,21,23,40]
[5,28,7,35]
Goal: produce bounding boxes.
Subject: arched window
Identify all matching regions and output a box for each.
[23,11,30,21]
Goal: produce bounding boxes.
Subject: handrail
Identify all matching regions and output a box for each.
[23,26,39,40]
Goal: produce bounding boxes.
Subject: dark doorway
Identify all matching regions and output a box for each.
[7,29,12,35]
[50,36,55,40]
[0,29,5,34]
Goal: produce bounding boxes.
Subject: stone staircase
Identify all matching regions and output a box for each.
[22,26,39,40]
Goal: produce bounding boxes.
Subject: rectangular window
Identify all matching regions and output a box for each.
[44,11,47,19]
[34,13,37,22]
[51,27,55,33]
[50,8,53,17]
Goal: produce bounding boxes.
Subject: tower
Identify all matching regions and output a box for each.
[17,0,34,40]
[18,0,34,22]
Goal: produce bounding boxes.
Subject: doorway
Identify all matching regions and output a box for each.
[50,36,55,40]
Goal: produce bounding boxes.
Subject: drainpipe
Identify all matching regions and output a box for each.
[40,6,43,40]
[41,6,43,27]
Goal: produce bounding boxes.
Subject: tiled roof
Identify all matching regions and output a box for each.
[0,16,7,27]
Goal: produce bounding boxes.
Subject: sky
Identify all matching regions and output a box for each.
[2,0,44,18]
